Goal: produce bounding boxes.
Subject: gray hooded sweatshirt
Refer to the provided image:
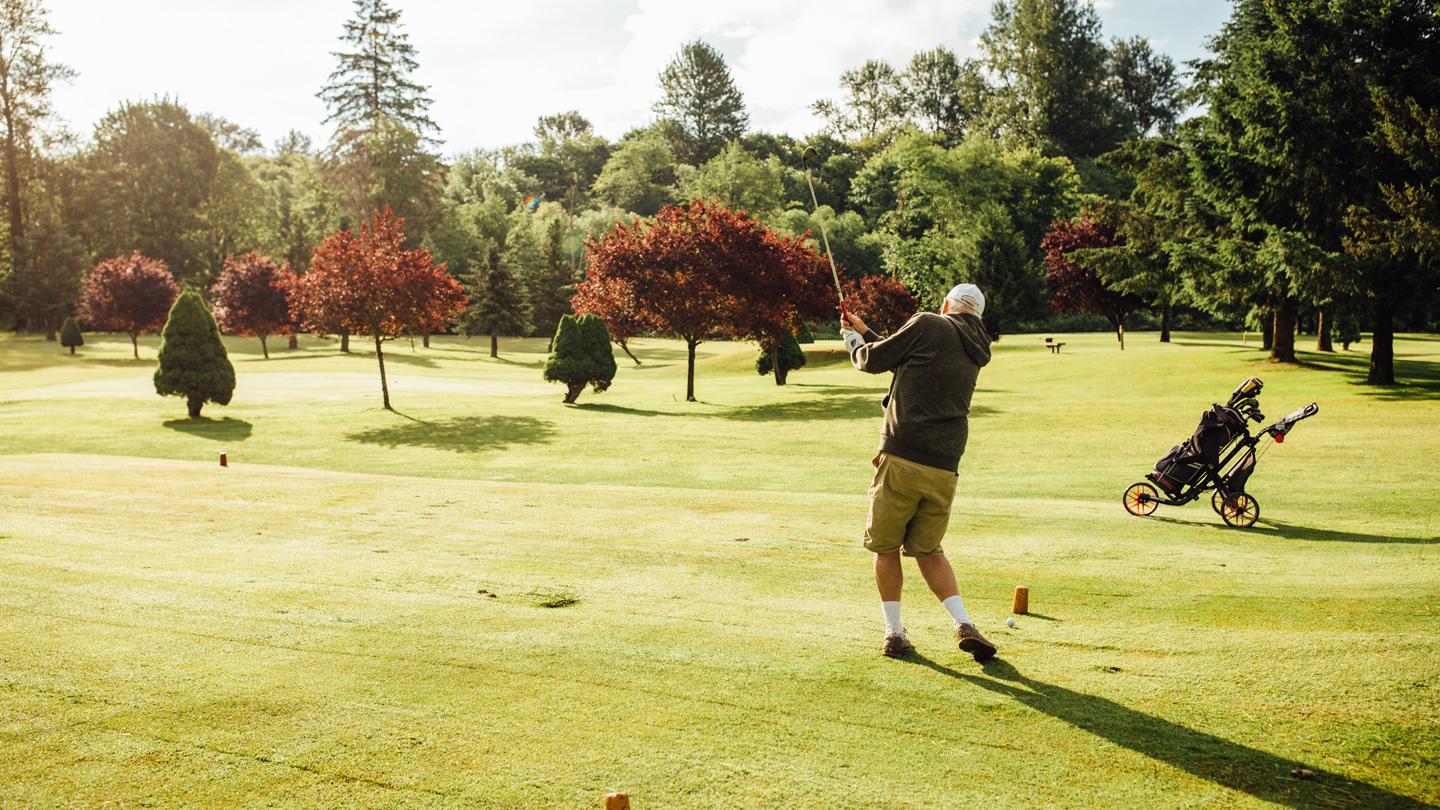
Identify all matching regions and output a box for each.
[848,311,993,472]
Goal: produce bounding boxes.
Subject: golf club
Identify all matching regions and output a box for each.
[801,146,847,318]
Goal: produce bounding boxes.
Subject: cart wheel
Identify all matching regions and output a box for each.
[1218,493,1260,528]
[1123,482,1160,517]
[1210,491,1225,516]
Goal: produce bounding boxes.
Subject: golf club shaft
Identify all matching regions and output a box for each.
[802,162,845,312]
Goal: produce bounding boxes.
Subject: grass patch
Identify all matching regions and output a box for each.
[1,330,1437,807]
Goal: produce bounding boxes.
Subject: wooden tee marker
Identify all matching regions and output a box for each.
[219,452,228,468]
[605,792,630,810]
[1012,586,1029,615]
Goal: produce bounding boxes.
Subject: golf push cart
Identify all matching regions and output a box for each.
[1122,377,1318,528]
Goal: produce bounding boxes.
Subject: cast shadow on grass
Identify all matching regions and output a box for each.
[905,655,1429,809]
[578,394,998,422]
[1149,515,1438,544]
[346,415,555,453]
[1299,351,1440,401]
[162,417,253,442]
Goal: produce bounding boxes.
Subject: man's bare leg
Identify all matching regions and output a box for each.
[874,552,912,656]
[914,552,959,601]
[917,552,996,660]
[874,551,903,601]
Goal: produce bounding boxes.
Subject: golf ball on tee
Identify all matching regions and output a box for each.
[1006,617,1016,628]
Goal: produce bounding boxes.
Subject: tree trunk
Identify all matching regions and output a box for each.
[618,339,641,366]
[1261,316,1274,351]
[563,381,584,403]
[340,328,349,353]
[375,335,392,410]
[422,333,430,348]
[45,318,56,341]
[1271,298,1298,363]
[686,339,698,402]
[1367,297,1395,384]
[288,333,299,350]
[187,395,204,418]
[260,334,269,359]
[1315,308,1334,352]
[3,104,23,265]
[130,331,140,359]
[1159,303,1172,343]
[490,333,498,358]
[1117,319,1125,351]
[69,345,75,355]
[776,365,789,385]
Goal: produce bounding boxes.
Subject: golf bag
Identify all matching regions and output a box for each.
[1150,405,1246,496]
[1124,377,1318,528]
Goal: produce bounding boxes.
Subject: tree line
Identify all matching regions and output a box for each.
[0,0,1435,387]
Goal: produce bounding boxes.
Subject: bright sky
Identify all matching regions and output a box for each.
[48,0,1232,156]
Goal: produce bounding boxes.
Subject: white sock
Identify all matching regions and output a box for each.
[881,601,903,635]
[942,595,971,627]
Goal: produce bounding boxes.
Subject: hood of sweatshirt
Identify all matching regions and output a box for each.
[946,312,993,367]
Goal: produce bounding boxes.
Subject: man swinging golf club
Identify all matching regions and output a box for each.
[840,283,996,661]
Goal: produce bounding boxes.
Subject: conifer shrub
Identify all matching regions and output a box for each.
[60,317,84,355]
[756,331,806,385]
[544,314,617,403]
[154,292,236,418]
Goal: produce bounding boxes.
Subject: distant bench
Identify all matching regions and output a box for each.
[1044,337,1067,354]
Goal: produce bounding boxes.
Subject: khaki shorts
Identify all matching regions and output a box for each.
[863,452,957,557]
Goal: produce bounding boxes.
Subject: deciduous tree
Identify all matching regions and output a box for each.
[289,207,465,409]
[1042,215,1145,348]
[78,253,179,358]
[0,0,73,272]
[842,276,919,335]
[578,200,830,400]
[211,252,296,359]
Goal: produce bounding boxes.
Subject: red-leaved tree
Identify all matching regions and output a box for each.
[211,252,297,359]
[572,272,646,366]
[78,253,180,358]
[1042,216,1146,349]
[289,207,467,410]
[578,200,834,400]
[842,276,920,335]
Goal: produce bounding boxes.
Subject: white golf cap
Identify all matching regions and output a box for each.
[945,283,985,316]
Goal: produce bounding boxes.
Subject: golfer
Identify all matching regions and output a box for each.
[840,283,996,661]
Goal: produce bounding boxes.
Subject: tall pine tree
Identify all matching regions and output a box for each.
[317,0,440,235]
[653,40,748,165]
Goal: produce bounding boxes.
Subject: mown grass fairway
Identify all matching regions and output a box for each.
[2,330,1438,808]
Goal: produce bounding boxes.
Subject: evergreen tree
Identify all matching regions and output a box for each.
[543,313,617,403]
[654,40,748,165]
[460,245,530,358]
[756,331,806,385]
[527,216,577,348]
[59,315,81,354]
[318,0,440,233]
[154,292,236,418]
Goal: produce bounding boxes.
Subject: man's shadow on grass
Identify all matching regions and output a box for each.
[346,415,555,453]
[1149,515,1438,544]
[905,655,1428,809]
[163,417,253,442]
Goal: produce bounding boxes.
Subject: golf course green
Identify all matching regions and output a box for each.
[1,330,1437,808]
